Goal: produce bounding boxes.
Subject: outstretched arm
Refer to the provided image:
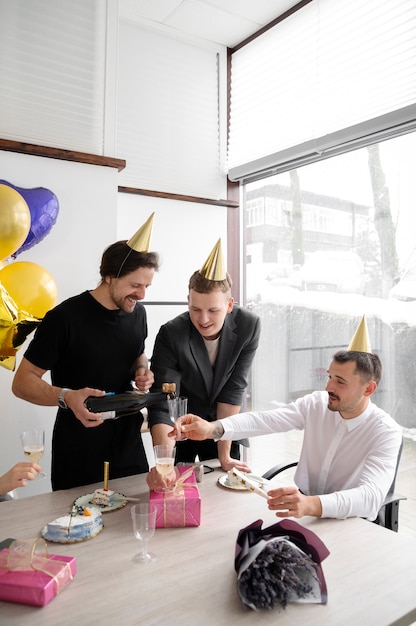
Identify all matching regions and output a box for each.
[170,414,225,441]
[12,357,105,428]
[0,462,41,495]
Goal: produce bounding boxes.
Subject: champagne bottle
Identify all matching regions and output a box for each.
[85,383,176,420]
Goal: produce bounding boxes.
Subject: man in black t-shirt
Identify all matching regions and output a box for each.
[12,214,159,490]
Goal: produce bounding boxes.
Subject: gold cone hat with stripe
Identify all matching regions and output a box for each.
[127,212,155,252]
[347,315,372,352]
[199,238,226,281]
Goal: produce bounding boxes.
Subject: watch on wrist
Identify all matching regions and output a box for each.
[58,388,70,409]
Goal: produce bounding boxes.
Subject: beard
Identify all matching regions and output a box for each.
[327,393,340,412]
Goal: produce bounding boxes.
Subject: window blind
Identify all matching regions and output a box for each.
[227,0,416,182]
[0,0,107,154]
[116,21,224,199]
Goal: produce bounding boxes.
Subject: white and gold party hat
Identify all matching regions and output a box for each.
[199,238,226,281]
[347,315,372,353]
[127,212,155,252]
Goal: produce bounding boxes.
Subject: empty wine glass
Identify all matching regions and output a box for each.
[131,503,156,564]
[168,396,188,440]
[19,429,46,479]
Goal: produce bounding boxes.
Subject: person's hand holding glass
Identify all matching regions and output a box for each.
[19,429,46,479]
[153,445,176,492]
[168,396,188,440]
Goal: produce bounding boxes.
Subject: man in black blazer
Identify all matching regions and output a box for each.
[147,239,260,486]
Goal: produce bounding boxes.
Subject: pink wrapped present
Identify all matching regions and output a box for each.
[0,538,76,607]
[150,466,201,528]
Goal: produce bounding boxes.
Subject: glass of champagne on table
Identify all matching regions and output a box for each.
[19,429,46,479]
[131,503,156,564]
[153,445,175,492]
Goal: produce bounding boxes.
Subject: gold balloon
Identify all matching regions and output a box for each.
[0,283,41,371]
[0,184,31,260]
[0,261,58,319]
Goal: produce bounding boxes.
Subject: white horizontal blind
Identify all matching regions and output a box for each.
[116,21,224,199]
[228,0,416,181]
[0,0,107,154]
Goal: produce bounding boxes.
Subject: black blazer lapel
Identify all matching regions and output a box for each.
[189,326,214,396]
[211,314,238,400]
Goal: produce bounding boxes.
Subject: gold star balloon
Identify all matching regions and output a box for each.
[0,283,41,371]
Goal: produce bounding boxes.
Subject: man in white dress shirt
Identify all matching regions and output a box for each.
[173,317,403,521]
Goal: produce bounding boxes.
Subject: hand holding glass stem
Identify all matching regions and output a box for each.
[19,429,46,479]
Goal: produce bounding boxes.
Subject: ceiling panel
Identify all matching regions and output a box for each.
[119,0,301,47]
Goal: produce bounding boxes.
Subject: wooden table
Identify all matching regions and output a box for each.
[1,466,416,626]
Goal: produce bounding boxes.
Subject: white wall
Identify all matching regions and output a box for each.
[0,153,228,498]
[117,192,227,352]
[0,150,117,496]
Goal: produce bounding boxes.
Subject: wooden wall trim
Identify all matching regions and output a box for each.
[118,185,239,208]
[0,139,126,172]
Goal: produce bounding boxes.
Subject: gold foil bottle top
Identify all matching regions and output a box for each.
[347,315,372,353]
[199,238,226,281]
[162,382,176,394]
[127,212,155,252]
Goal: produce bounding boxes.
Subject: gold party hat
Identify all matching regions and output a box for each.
[199,238,226,281]
[347,315,372,352]
[127,213,155,252]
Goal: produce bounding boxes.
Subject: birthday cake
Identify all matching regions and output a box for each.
[92,488,115,507]
[43,506,103,542]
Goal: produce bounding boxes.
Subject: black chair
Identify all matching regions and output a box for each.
[262,439,406,532]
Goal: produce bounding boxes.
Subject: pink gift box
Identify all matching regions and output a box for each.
[150,467,201,528]
[0,549,76,607]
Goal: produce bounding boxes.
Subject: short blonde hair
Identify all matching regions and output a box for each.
[188,270,232,294]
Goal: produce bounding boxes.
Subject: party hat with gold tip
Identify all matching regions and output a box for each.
[199,238,226,281]
[127,212,155,252]
[347,315,372,353]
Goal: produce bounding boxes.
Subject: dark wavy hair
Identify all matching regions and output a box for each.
[188,270,233,294]
[333,350,382,384]
[99,241,159,280]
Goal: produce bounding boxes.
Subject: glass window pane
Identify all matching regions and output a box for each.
[243,131,416,434]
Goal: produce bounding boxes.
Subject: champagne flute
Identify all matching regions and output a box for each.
[168,396,188,440]
[19,429,46,479]
[131,503,156,564]
[153,444,176,492]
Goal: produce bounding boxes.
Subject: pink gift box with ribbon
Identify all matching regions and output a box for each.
[150,466,201,528]
[0,539,76,607]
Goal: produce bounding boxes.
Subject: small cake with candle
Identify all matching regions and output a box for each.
[43,506,103,542]
[91,459,114,506]
[92,488,115,507]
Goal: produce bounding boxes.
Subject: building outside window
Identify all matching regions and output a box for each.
[242,131,416,435]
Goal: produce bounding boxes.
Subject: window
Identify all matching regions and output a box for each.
[228,0,416,182]
[244,132,416,436]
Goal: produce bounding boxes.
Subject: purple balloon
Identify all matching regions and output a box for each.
[0,180,59,257]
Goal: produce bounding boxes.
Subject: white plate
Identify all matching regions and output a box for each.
[217,474,268,492]
[74,492,128,513]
